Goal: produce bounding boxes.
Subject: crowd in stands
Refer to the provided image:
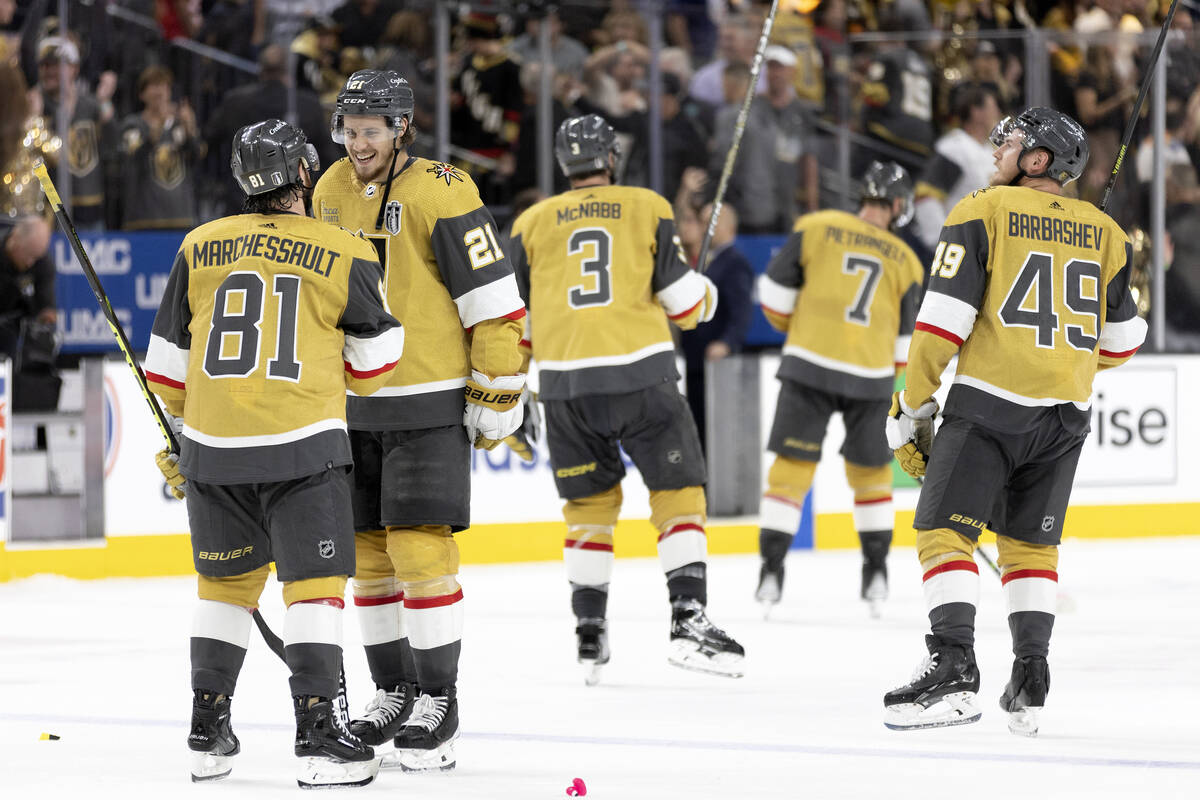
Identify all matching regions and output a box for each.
[1,0,1199,345]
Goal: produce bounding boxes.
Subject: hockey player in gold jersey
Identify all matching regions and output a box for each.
[146,120,403,788]
[509,115,744,684]
[311,70,526,771]
[756,161,925,618]
[883,107,1147,735]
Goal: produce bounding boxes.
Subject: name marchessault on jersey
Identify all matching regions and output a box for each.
[192,232,340,277]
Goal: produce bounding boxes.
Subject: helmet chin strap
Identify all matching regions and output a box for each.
[1010,149,1052,186]
[372,127,404,231]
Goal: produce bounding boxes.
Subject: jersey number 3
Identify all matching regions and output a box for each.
[203,271,302,380]
[568,228,613,308]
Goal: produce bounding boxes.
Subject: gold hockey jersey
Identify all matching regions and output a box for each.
[906,185,1147,431]
[312,156,525,430]
[145,212,403,484]
[759,209,924,399]
[509,184,716,400]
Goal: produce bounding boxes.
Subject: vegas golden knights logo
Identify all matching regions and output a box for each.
[68,120,99,176]
[384,201,402,235]
[152,143,185,190]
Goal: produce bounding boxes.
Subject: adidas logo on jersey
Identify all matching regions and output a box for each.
[1049,201,1065,211]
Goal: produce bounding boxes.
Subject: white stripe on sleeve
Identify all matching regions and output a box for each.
[1098,314,1147,355]
[757,273,798,316]
[344,324,404,376]
[894,334,912,365]
[145,333,190,384]
[916,291,978,341]
[454,273,525,329]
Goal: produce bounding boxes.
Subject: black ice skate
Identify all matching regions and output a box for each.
[1000,655,1050,737]
[755,564,784,619]
[188,690,240,782]
[294,696,378,789]
[577,617,611,686]
[350,682,416,745]
[668,599,745,678]
[883,635,981,730]
[394,690,459,772]
[861,562,888,619]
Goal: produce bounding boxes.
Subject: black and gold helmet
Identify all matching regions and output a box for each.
[989,106,1089,185]
[231,119,319,197]
[554,114,621,179]
[331,69,414,144]
[861,160,914,228]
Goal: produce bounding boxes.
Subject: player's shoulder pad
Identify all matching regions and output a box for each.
[408,157,485,217]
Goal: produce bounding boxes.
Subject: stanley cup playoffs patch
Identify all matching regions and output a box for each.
[383,200,403,234]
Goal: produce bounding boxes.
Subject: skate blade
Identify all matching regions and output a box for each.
[758,598,778,620]
[1007,706,1041,737]
[190,751,235,782]
[397,733,459,773]
[867,597,884,619]
[883,693,982,730]
[296,755,379,789]
[580,658,606,686]
[668,640,745,678]
[377,743,404,770]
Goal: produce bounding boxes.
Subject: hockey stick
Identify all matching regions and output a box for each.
[31,161,322,682]
[251,600,353,725]
[34,161,179,454]
[1098,0,1181,212]
[695,0,781,272]
[975,545,1002,578]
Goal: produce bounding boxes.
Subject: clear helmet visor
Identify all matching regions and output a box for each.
[331,112,403,146]
[988,116,1028,150]
[893,195,915,229]
[302,143,320,175]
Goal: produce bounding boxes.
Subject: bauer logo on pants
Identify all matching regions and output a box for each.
[318,539,335,559]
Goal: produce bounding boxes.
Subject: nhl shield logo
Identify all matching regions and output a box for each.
[318,539,336,559]
[383,201,403,235]
[1041,516,1055,533]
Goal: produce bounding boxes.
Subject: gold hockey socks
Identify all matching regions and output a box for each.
[760,456,816,540]
[997,536,1059,658]
[284,596,345,700]
[191,599,253,697]
[386,525,463,692]
[917,528,979,647]
[650,488,709,605]
[846,462,894,537]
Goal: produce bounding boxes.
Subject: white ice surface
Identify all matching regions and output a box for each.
[2,538,1199,799]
